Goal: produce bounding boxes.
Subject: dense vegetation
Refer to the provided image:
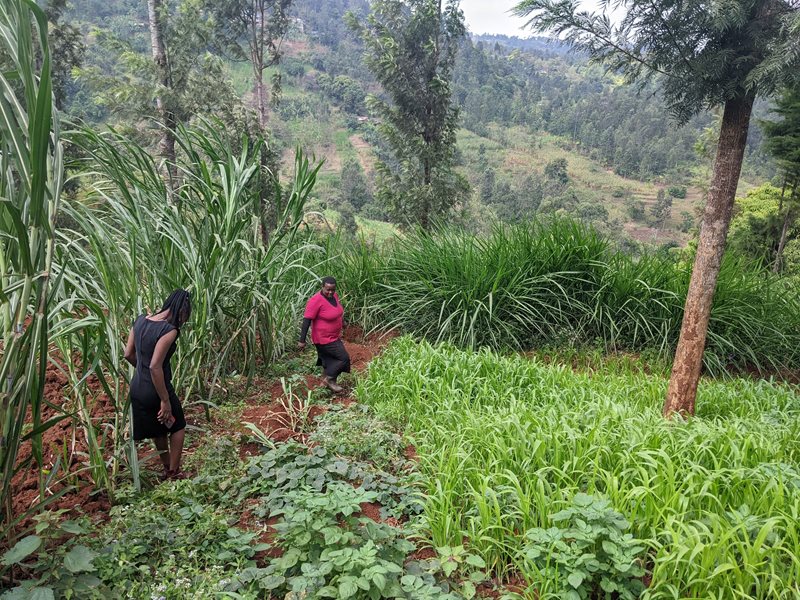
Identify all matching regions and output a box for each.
[360,339,800,598]
[55,0,779,243]
[3,0,800,598]
[337,219,800,375]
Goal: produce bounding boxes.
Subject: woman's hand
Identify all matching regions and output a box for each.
[158,400,173,425]
[298,341,306,350]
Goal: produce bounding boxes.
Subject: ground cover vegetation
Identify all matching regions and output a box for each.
[3,0,800,598]
[358,338,800,598]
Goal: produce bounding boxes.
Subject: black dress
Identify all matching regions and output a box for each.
[129,315,186,440]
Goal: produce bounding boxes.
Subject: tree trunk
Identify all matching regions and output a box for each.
[253,0,268,130]
[147,0,177,189]
[420,159,432,230]
[663,94,754,417]
[254,63,268,129]
[773,182,797,273]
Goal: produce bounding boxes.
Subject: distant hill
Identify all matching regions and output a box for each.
[471,33,571,56]
[63,0,774,247]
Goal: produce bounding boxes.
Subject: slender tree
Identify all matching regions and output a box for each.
[205,0,292,129]
[147,0,178,185]
[650,189,673,230]
[761,84,800,272]
[514,0,800,416]
[348,0,470,229]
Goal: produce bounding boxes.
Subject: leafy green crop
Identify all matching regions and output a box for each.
[522,493,646,599]
[234,441,423,521]
[359,338,800,597]
[309,404,407,470]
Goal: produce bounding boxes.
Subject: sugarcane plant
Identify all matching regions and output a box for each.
[0,0,65,539]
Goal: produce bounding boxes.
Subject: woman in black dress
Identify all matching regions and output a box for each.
[124,290,191,480]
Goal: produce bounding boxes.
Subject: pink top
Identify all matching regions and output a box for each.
[303,292,344,345]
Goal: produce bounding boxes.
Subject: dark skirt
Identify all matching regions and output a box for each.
[315,340,351,379]
[130,387,186,441]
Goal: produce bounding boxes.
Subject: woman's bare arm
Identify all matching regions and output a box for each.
[123,328,137,366]
[149,330,179,423]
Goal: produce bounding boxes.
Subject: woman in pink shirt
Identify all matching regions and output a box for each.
[298,276,351,392]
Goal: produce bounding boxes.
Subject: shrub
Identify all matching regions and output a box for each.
[667,185,687,198]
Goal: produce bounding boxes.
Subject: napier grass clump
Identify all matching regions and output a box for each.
[336,219,800,376]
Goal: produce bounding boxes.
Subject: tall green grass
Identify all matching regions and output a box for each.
[0,0,65,537]
[358,338,800,598]
[48,121,325,494]
[336,219,800,375]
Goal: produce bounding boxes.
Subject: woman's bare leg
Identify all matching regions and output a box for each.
[153,436,170,470]
[168,429,185,473]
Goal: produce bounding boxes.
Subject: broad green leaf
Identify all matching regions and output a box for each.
[2,535,42,565]
[465,554,486,568]
[338,578,359,598]
[63,545,97,573]
[567,571,584,588]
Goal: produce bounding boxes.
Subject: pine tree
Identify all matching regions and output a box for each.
[514,0,800,416]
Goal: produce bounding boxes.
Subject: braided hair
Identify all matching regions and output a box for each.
[158,289,192,330]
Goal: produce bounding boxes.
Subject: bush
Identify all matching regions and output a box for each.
[309,404,407,470]
[667,185,687,198]
[339,219,800,374]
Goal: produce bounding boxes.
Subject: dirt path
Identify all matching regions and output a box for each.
[238,326,396,455]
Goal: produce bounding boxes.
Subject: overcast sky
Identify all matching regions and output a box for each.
[460,0,529,37]
[460,0,616,37]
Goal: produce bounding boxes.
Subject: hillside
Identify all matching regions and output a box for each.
[62,0,774,246]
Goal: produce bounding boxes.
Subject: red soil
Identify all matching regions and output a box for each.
[11,360,116,528]
[239,327,396,447]
[11,326,395,534]
[409,546,437,561]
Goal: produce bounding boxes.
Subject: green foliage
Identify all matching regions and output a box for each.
[44,0,86,110]
[59,121,322,399]
[625,199,646,222]
[406,545,487,599]
[318,73,367,114]
[234,442,422,521]
[522,493,646,600]
[667,186,687,199]
[0,0,63,536]
[359,339,800,596]
[728,184,789,266]
[92,488,267,597]
[514,0,800,123]
[678,211,694,233]
[339,158,373,211]
[309,404,407,471]
[0,510,105,600]
[1,513,101,599]
[649,189,673,229]
[342,218,800,374]
[229,484,409,598]
[348,0,470,229]
[760,83,800,273]
[544,158,568,187]
[85,0,244,130]
[761,84,800,183]
[217,438,458,599]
